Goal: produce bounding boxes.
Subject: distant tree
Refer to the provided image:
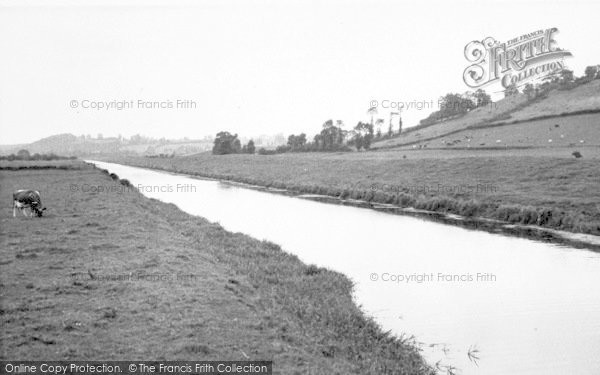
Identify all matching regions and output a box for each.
[363,134,374,150]
[335,120,345,144]
[375,118,384,139]
[354,134,364,150]
[212,131,241,155]
[130,134,142,144]
[246,139,255,154]
[315,120,346,150]
[313,133,323,150]
[367,106,378,126]
[398,115,403,134]
[559,69,574,84]
[320,120,336,149]
[233,138,241,153]
[16,149,30,160]
[287,133,307,150]
[504,83,519,98]
[351,122,374,151]
[388,111,399,137]
[584,65,599,80]
[473,89,492,107]
[439,93,475,117]
[523,83,535,99]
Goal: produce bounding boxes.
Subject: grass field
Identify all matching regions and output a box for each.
[106,150,600,237]
[386,113,600,150]
[0,160,432,374]
[373,80,600,150]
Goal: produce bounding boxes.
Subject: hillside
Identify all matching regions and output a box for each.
[372,80,600,150]
[26,134,121,155]
[383,112,600,150]
[0,134,213,157]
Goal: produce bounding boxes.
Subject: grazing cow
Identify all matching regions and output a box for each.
[13,190,46,217]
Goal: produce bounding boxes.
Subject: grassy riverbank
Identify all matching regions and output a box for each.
[0,160,432,374]
[106,149,600,237]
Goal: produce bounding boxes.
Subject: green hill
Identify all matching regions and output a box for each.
[372,80,600,150]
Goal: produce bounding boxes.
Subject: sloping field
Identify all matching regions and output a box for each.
[373,80,600,149]
[373,96,528,149]
[394,113,600,149]
[0,161,431,374]
[505,80,600,122]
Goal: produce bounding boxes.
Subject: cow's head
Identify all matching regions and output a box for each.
[31,202,46,217]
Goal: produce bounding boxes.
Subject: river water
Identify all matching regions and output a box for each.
[90,161,600,375]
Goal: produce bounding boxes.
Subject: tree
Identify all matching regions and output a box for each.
[233,138,241,153]
[388,111,399,137]
[287,133,307,150]
[351,122,374,151]
[375,118,384,139]
[473,89,491,107]
[313,133,323,150]
[16,149,31,160]
[439,93,475,117]
[367,106,378,126]
[398,115,403,134]
[559,69,574,84]
[316,120,346,150]
[363,133,374,150]
[246,140,255,154]
[504,83,519,98]
[584,65,599,80]
[335,120,346,144]
[212,131,241,155]
[523,83,535,99]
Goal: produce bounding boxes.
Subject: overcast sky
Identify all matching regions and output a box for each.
[0,0,598,144]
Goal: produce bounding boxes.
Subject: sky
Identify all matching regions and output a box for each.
[0,0,599,144]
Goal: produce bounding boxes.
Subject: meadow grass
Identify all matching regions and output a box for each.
[0,162,432,374]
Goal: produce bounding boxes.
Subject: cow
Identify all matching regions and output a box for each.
[13,190,46,217]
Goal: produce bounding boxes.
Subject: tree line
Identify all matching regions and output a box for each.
[419,89,492,127]
[212,120,380,155]
[0,149,76,161]
[512,64,600,100]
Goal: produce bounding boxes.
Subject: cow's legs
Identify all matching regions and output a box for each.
[13,201,16,217]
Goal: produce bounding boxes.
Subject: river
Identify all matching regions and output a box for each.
[89,161,600,375]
